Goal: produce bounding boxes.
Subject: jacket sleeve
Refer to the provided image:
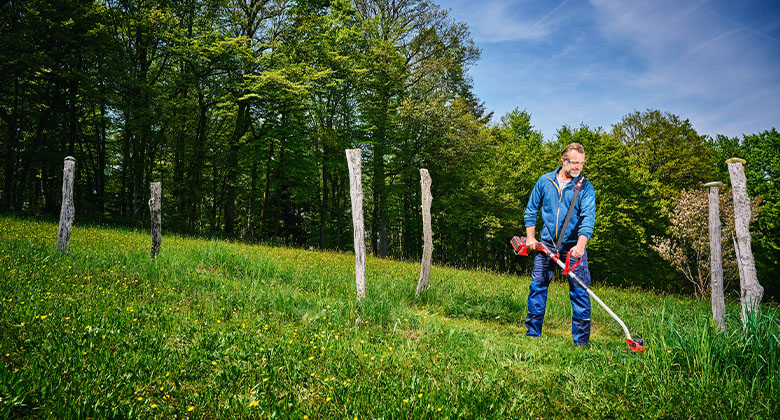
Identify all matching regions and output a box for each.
[577,182,597,239]
[524,177,543,228]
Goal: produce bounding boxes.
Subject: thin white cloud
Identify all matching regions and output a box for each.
[587,0,780,136]
[447,0,572,42]
[704,7,780,45]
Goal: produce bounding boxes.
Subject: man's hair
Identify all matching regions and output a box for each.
[561,142,585,158]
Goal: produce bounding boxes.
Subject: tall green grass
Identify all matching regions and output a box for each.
[1,216,778,418]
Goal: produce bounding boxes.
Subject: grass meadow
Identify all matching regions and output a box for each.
[1,216,778,419]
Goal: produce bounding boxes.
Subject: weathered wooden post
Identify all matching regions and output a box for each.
[416,169,433,298]
[346,149,366,298]
[726,158,764,325]
[704,181,726,332]
[57,156,76,254]
[149,182,162,258]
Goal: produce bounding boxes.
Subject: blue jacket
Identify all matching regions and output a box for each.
[524,167,596,245]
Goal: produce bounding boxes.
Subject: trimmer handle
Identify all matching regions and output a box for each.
[510,236,544,256]
[511,236,581,274]
[510,236,528,255]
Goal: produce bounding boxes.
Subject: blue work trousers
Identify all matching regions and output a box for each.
[524,242,591,345]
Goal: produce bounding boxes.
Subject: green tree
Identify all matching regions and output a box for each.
[612,109,716,202]
[354,0,479,257]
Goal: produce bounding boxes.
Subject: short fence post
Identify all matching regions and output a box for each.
[57,156,76,254]
[346,149,366,298]
[704,181,726,332]
[416,169,433,298]
[149,182,162,258]
[726,158,763,325]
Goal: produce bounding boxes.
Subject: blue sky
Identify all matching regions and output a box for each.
[436,0,780,140]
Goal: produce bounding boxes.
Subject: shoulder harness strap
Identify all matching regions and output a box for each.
[555,174,585,252]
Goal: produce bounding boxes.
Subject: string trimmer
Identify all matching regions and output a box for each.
[510,236,645,351]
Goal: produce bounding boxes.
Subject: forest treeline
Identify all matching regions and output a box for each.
[1,0,777,298]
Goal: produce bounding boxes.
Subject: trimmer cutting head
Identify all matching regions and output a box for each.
[627,336,645,352]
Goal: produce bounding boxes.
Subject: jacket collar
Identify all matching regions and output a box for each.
[546,166,576,188]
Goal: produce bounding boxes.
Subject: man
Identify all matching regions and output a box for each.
[523,142,596,346]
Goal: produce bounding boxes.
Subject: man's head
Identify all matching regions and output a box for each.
[560,143,585,178]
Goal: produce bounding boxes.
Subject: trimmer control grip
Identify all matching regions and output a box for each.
[510,236,528,256]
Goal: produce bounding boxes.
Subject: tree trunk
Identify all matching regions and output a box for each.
[225,100,249,235]
[416,169,433,298]
[336,173,344,250]
[120,124,130,218]
[57,157,76,254]
[249,147,260,239]
[346,149,366,298]
[704,181,726,332]
[319,144,329,248]
[726,158,763,325]
[185,89,208,231]
[2,77,20,211]
[149,182,162,258]
[97,99,107,217]
[260,137,274,237]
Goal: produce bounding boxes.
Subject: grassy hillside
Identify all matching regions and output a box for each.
[1,216,778,419]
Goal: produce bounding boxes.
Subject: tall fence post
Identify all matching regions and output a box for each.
[416,169,433,298]
[726,158,763,325]
[346,149,366,298]
[149,182,162,258]
[704,181,726,331]
[57,156,76,254]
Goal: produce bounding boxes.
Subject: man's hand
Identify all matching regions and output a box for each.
[570,244,585,259]
[570,235,588,259]
[525,226,537,250]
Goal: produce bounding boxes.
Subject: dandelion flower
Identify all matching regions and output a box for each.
[187,406,195,412]
[137,397,143,401]
[212,361,217,366]
[151,404,158,408]
[249,401,259,407]
[418,393,422,398]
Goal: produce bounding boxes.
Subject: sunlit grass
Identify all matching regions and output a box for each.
[1,216,778,418]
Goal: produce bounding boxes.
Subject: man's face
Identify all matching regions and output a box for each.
[561,150,585,178]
